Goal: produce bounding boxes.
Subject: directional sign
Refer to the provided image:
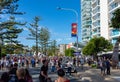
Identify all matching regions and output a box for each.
[73,52,81,55]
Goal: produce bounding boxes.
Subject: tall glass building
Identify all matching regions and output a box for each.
[81,0,92,42]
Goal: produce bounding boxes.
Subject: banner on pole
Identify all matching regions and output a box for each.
[71,23,77,37]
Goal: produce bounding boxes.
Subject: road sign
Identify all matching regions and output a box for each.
[73,52,81,55]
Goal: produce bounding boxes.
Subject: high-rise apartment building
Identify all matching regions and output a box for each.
[81,0,120,44]
[108,0,120,44]
[81,0,92,42]
[92,0,109,39]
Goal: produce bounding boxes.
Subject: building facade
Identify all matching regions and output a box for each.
[92,0,109,39]
[81,0,92,42]
[81,0,120,44]
[59,44,66,55]
[108,0,120,44]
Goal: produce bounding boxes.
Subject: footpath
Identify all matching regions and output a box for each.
[0,64,120,82]
[31,64,120,82]
[76,65,120,82]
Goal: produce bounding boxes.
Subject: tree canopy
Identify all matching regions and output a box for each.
[39,27,50,55]
[111,9,120,29]
[65,48,74,57]
[27,16,40,56]
[82,37,113,56]
[27,16,51,55]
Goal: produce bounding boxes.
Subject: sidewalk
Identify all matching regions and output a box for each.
[77,65,120,82]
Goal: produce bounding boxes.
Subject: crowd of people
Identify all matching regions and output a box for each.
[0,55,37,82]
[98,58,111,76]
[0,63,33,82]
[0,54,114,82]
[0,55,37,70]
[0,55,86,82]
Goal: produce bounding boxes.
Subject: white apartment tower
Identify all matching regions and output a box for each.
[81,0,92,42]
[81,0,120,44]
[92,0,109,39]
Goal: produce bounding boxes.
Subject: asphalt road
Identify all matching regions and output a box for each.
[0,65,85,82]
[28,66,84,82]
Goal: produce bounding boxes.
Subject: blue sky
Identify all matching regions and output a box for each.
[16,0,81,47]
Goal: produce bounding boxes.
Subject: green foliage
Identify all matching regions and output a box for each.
[27,16,40,55]
[91,64,97,68]
[82,42,95,56]
[82,37,113,56]
[39,27,50,54]
[28,16,51,55]
[0,0,24,15]
[2,16,24,44]
[39,27,50,42]
[65,48,74,57]
[111,9,120,29]
[1,44,23,55]
[47,40,57,56]
[0,0,25,57]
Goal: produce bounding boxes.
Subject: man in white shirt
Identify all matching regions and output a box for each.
[67,61,72,75]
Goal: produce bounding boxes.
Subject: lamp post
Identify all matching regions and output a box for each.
[57,7,79,52]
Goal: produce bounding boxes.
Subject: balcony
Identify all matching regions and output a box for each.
[92,0,96,5]
[109,5,120,13]
[114,0,120,3]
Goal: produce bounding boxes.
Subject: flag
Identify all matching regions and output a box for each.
[71,23,77,37]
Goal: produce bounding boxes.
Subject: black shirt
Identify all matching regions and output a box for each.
[40,65,48,79]
[18,79,27,82]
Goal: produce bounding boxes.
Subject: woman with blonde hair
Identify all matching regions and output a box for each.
[16,68,27,82]
[25,68,33,82]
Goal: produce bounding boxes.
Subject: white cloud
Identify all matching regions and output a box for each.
[65,37,72,40]
[38,26,42,29]
[0,14,8,19]
[56,38,62,42]
[15,17,25,21]
[23,27,29,31]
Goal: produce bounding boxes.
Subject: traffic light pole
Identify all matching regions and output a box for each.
[57,7,79,52]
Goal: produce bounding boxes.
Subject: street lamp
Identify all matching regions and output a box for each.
[57,7,79,52]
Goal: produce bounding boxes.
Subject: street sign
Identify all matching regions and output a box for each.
[73,52,81,55]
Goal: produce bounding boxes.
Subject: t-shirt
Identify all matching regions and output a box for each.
[40,65,48,79]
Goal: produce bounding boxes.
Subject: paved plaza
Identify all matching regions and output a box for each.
[30,65,120,82]
[0,65,120,82]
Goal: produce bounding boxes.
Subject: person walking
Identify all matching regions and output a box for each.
[80,58,84,70]
[106,59,111,75]
[39,60,50,82]
[67,61,72,76]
